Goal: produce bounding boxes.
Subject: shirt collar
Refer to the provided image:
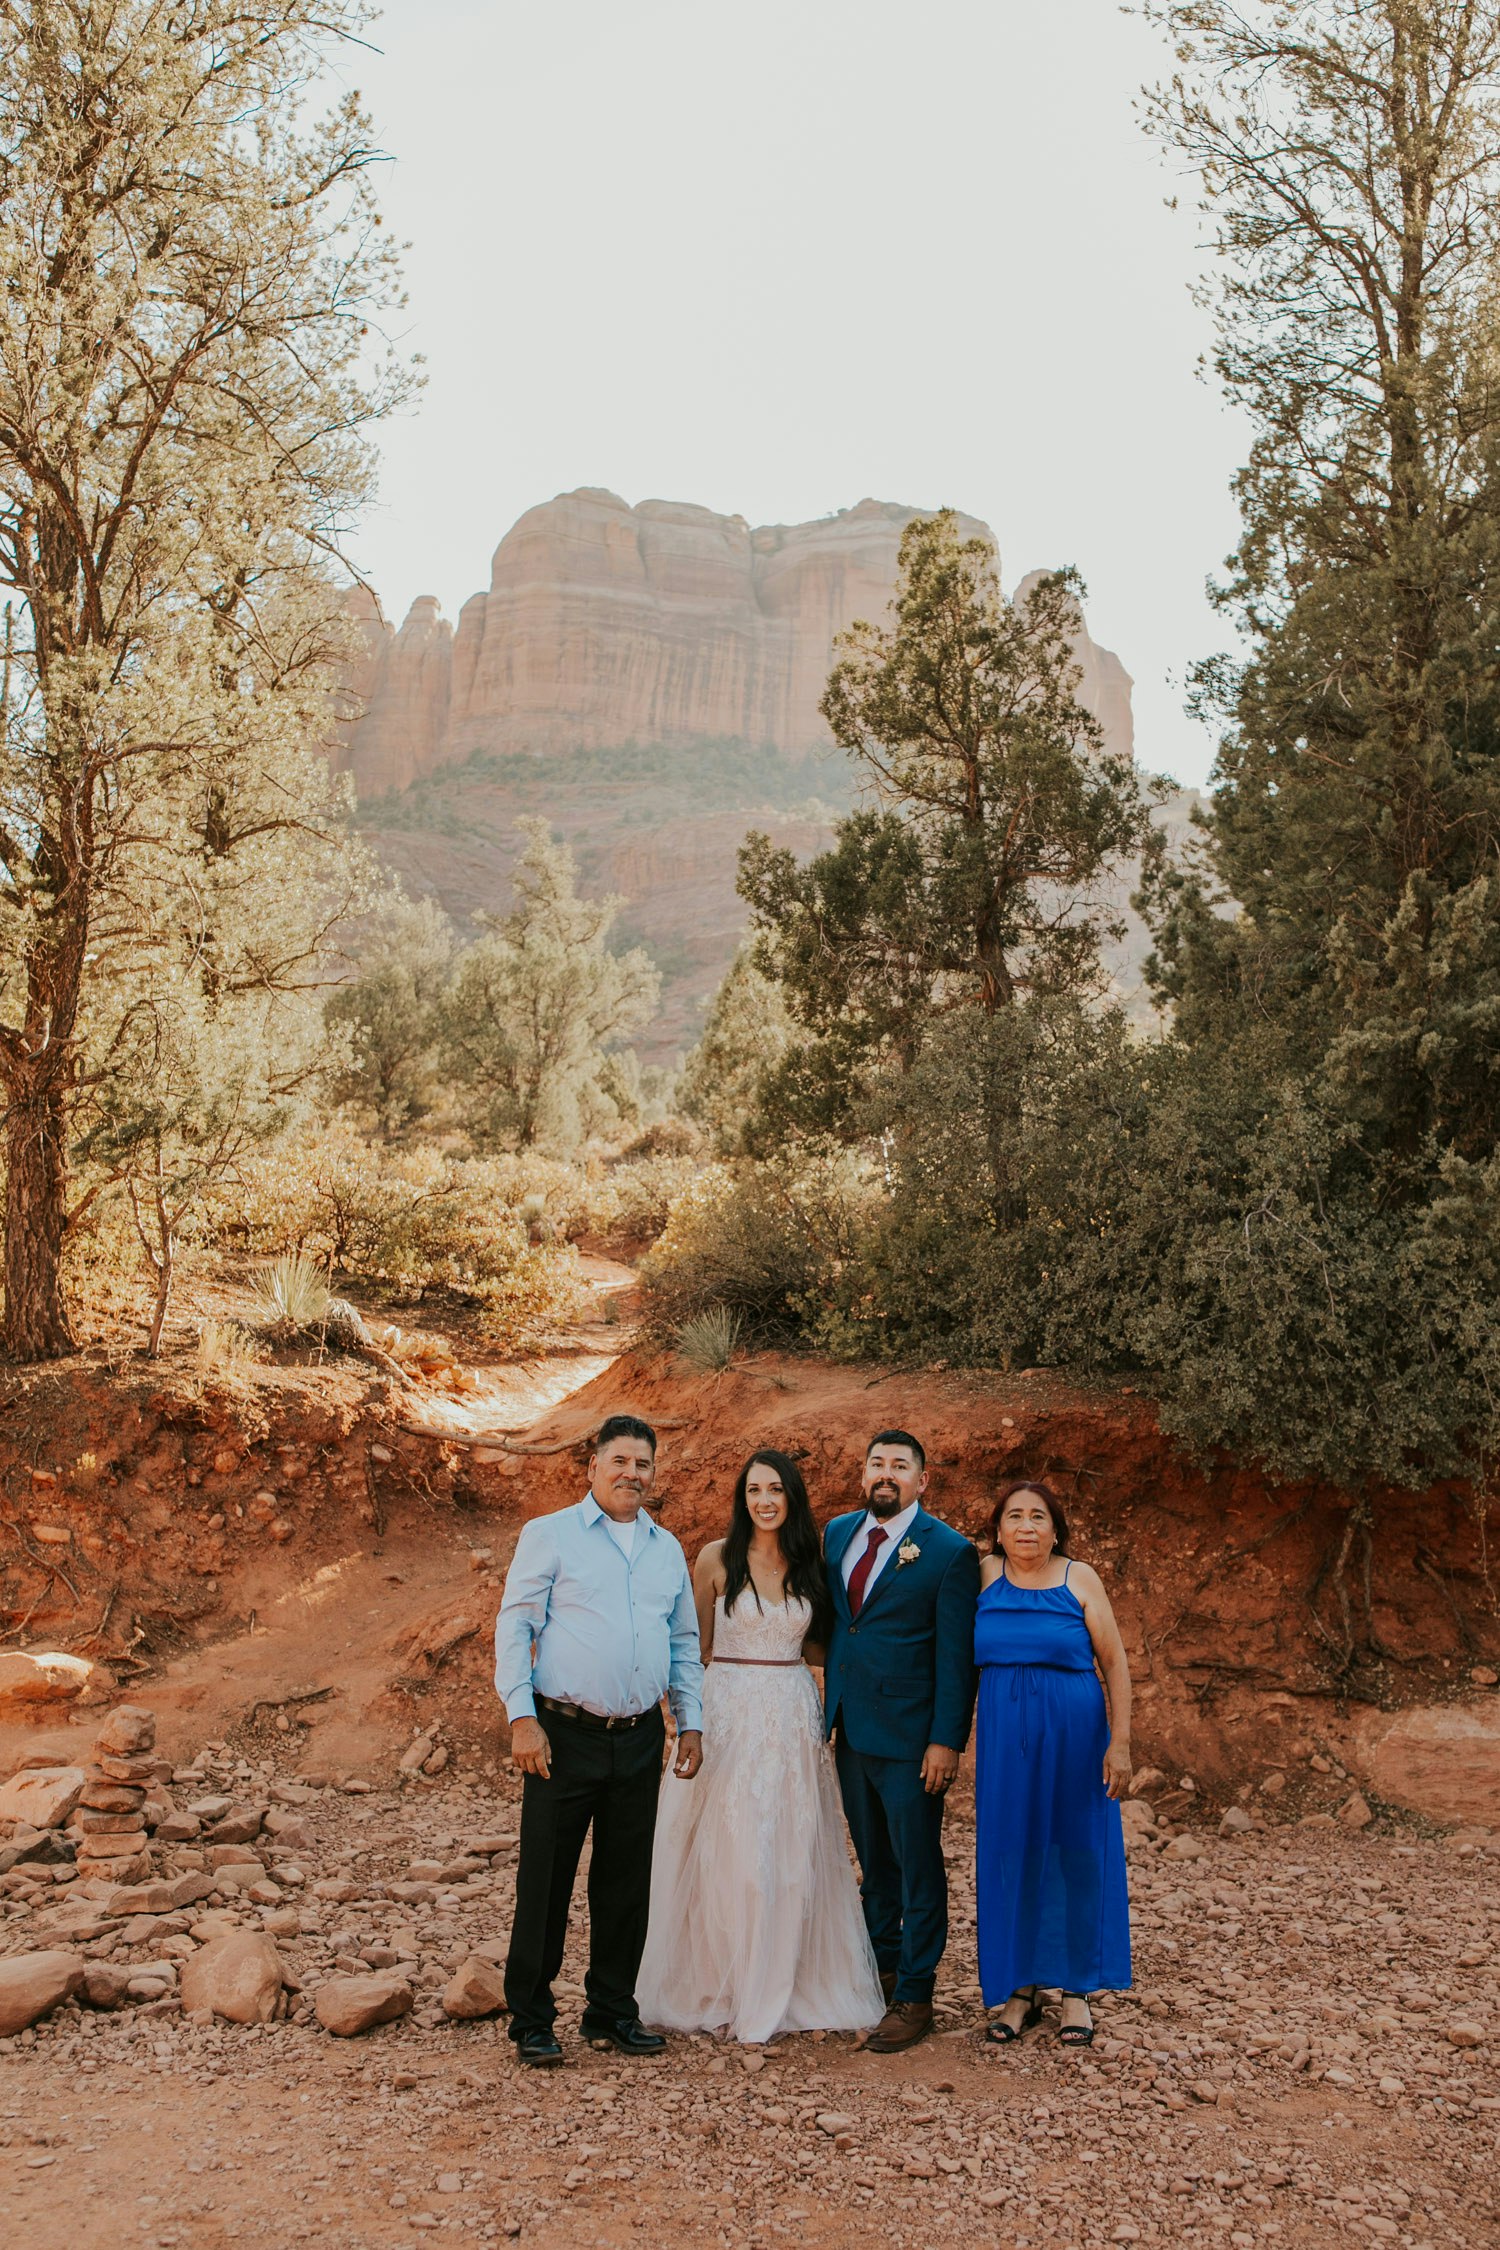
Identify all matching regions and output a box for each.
[861,1498,920,1547]
[582,1491,654,1535]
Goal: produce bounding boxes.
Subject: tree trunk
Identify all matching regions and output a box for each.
[2,1071,75,1358]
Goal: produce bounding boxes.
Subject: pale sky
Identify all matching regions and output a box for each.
[349,0,1248,789]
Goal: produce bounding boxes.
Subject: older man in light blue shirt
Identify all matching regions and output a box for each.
[495,1412,703,2068]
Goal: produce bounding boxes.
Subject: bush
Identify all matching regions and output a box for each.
[640,1153,873,1343]
[202,1128,584,1345]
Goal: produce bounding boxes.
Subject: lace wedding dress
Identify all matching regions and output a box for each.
[637,1593,884,2041]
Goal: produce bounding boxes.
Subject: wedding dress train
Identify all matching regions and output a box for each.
[637,1592,884,2042]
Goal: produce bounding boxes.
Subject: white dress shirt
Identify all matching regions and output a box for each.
[840,1499,921,1597]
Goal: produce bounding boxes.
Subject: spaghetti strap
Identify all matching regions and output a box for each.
[1062,1559,1072,1587]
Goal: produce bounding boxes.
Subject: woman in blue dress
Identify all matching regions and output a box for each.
[974,1479,1132,2046]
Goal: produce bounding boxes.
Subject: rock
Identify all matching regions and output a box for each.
[154,1812,202,1843]
[0,1766,85,1828]
[314,1972,414,2036]
[206,1843,262,1870]
[1337,1792,1373,1829]
[1258,1770,1287,1796]
[94,1705,156,1756]
[79,1780,145,1814]
[0,1650,94,1716]
[1445,2020,1484,2047]
[816,2112,855,2134]
[1352,1700,1500,1826]
[179,1931,284,2025]
[1219,1807,1252,1835]
[83,1849,153,1886]
[1472,1665,1499,1687]
[204,1808,264,1845]
[103,1872,213,1917]
[1128,1768,1167,1799]
[76,1831,147,1861]
[82,1963,137,2011]
[0,1949,86,2034]
[441,1956,507,2020]
[262,1810,314,1850]
[1164,1834,1205,1861]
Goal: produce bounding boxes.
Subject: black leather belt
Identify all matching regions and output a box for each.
[536,1694,658,1732]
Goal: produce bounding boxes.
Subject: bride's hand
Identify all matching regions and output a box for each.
[674,1729,704,1780]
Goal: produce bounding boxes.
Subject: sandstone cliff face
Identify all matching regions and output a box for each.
[338,592,453,797]
[335,490,1008,790]
[342,488,1147,1060]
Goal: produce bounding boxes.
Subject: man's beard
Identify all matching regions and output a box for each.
[867,1484,903,1518]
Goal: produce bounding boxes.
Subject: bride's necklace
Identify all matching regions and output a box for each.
[748,1544,787,1602]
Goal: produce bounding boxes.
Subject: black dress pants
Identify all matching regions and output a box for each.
[504,1705,665,2038]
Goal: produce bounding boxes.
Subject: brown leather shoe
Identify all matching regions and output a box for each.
[865,2000,933,2054]
[879,1969,897,2004]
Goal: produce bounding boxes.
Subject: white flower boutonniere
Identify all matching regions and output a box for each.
[896,1540,921,1567]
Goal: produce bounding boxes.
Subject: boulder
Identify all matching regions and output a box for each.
[0,1651,93,1717]
[179,1931,283,2025]
[0,1949,86,2035]
[442,1955,508,2020]
[0,1766,86,1829]
[94,1705,156,1756]
[1352,1701,1500,1827]
[314,1971,413,2037]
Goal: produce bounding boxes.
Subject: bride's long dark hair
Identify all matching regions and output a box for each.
[721,1449,831,1640]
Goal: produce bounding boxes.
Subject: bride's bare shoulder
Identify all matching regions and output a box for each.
[693,1538,728,1584]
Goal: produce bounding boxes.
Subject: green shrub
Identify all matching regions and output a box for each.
[640,1153,872,1342]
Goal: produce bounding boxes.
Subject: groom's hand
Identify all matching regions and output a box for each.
[920,1743,959,1796]
[510,1717,551,1778]
[674,1729,704,1780]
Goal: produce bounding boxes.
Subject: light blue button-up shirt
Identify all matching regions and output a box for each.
[494,1494,704,1732]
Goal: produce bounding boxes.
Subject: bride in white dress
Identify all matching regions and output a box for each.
[637,1450,883,2042]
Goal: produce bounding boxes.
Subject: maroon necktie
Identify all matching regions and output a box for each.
[847,1525,887,1618]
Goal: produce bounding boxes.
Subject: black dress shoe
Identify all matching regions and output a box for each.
[581,2016,666,2055]
[513,2028,564,2067]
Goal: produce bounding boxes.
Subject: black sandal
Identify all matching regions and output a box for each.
[1058,1990,1095,2046]
[985,1986,1043,2043]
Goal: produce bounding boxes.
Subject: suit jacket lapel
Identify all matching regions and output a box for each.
[827,1514,862,1619]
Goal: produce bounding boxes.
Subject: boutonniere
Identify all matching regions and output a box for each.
[896,1540,921,1567]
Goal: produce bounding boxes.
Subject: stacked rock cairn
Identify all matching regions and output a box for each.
[69,1705,158,1888]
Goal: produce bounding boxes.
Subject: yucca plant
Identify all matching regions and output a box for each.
[675,1304,742,1374]
[249,1252,331,1336]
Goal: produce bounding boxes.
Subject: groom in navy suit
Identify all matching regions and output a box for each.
[824,1429,979,2053]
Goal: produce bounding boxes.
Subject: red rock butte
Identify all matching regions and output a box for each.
[334,488,1136,796]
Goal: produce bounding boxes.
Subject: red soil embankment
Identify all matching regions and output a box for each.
[2,1343,1497,1826]
[500,1348,1500,1822]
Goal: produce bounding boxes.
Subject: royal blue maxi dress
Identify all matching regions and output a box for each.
[974,1561,1131,2002]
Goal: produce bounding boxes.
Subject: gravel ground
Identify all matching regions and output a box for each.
[1,1743,1497,2250]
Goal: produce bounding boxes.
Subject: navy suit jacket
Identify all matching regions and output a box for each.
[823,1506,980,1761]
